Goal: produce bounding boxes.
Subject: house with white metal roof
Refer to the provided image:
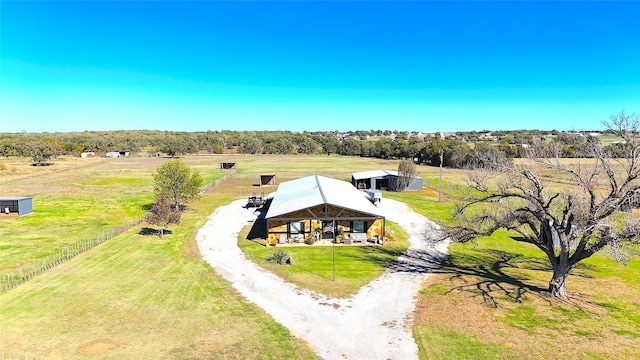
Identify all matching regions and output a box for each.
[351,169,423,191]
[264,175,385,245]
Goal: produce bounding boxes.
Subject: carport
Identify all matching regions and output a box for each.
[0,197,33,217]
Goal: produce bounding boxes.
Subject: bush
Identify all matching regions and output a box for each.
[266,249,292,265]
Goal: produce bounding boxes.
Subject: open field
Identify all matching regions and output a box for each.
[389,193,640,359]
[0,154,415,358]
[1,154,638,359]
[0,156,226,280]
[1,192,319,359]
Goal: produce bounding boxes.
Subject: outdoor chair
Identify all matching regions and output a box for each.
[350,233,368,244]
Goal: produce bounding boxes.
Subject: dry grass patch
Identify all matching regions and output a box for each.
[414,240,640,360]
[79,340,120,355]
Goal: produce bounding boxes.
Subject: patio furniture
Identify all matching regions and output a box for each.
[350,233,368,244]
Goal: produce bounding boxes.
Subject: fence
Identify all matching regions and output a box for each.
[423,179,454,196]
[1,171,236,295]
[0,217,143,294]
[1,351,44,360]
[199,169,237,194]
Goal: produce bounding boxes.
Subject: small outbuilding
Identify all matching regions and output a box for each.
[106,151,129,158]
[260,174,277,186]
[0,197,33,217]
[351,170,423,191]
[220,162,237,169]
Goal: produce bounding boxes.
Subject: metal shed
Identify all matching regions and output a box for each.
[260,174,276,186]
[0,197,33,217]
[351,170,423,191]
[220,162,237,169]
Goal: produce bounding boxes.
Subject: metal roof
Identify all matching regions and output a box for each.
[351,169,397,180]
[351,169,421,180]
[352,169,395,180]
[0,197,32,201]
[265,175,382,219]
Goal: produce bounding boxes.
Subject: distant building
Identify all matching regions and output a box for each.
[220,162,237,169]
[260,174,276,186]
[351,170,423,191]
[0,197,33,217]
[80,152,95,158]
[106,151,130,158]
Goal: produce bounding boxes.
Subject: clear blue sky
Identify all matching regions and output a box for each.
[1,1,638,133]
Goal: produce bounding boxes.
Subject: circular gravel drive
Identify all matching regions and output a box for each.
[197,198,448,360]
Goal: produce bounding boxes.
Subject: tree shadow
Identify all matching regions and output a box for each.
[341,245,553,308]
[138,227,172,237]
[434,250,551,308]
[141,203,188,211]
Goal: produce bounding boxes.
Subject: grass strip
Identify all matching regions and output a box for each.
[239,221,410,298]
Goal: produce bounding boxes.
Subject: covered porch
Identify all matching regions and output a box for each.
[265,203,385,246]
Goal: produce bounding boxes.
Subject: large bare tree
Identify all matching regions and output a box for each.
[396,160,418,191]
[439,111,640,297]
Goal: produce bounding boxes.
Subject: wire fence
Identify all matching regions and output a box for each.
[1,350,44,360]
[1,171,236,295]
[199,169,237,194]
[0,217,143,294]
[423,179,456,197]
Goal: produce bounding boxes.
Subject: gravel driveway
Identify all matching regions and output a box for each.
[196,198,448,360]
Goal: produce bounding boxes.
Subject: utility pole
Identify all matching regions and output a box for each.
[332,240,335,281]
[438,149,443,202]
[332,219,336,281]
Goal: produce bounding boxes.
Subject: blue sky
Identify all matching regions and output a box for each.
[1,1,638,133]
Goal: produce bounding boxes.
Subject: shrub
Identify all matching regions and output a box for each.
[266,249,292,265]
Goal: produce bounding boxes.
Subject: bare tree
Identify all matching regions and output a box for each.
[396,160,418,191]
[437,111,640,298]
[145,196,181,237]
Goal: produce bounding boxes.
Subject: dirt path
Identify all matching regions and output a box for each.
[196,198,448,360]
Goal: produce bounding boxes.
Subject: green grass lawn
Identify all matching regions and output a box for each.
[410,212,640,359]
[238,221,409,298]
[0,156,227,280]
[0,154,410,358]
[0,192,319,359]
[2,154,639,359]
[375,182,640,359]
[414,241,640,359]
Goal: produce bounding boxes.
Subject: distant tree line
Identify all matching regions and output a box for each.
[0,128,622,168]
